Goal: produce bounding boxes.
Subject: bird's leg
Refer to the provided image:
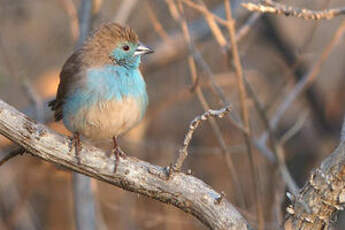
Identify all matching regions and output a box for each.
[112,136,126,173]
[72,132,82,164]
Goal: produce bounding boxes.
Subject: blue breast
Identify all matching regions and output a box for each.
[62,65,148,131]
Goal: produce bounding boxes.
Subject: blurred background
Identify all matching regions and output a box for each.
[0,0,344,229]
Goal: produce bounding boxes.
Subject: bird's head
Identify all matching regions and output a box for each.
[82,23,153,69]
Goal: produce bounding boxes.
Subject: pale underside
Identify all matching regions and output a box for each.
[67,97,142,142]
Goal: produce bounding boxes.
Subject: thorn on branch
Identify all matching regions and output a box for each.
[172,106,232,172]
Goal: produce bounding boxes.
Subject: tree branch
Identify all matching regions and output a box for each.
[0,99,251,230]
[242,1,345,20]
[284,141,345,229]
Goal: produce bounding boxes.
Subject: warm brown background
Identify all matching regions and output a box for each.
[0,0,344,229]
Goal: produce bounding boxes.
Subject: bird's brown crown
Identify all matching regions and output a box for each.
[80,23,139,66]
[88,23,138,44]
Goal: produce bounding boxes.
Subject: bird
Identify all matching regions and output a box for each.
[49,23,153,172]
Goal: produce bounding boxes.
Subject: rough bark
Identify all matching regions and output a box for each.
[284,141,345,229]
[0,99,251,230]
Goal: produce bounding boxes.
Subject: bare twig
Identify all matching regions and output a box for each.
[145,2,171,42]
[145,2,260,71]
[194,0,228,48]
[173,106,231,171]
[167,0,246,207]
[242,1,345,20]
[0,147,25,167]
[181,0,232,29]
[162,2,278,164]
[243,77,300,198]
[223,0,264,228]
[280,111,309,145]
[259,20,345,147]
[0,99,252,230]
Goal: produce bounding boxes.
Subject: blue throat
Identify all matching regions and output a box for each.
[63,64,148,129]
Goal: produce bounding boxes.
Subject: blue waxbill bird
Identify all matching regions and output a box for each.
[49,23,153,172]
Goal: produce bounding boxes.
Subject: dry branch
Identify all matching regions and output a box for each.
[167,0,246,207]
[284,141,345,229]
[223,0,264,228]
[242,1,345,20]
[173,106,232,171]
[258,19,345,152]
[0,99,251,230]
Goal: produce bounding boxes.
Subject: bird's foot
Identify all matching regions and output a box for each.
[112,146,126,173]
[72,133,82,164]
[112,136,126,173]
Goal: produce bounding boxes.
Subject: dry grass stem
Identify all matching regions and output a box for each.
[242,1,345,20]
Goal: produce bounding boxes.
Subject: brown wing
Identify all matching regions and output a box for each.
[48,49,84,121]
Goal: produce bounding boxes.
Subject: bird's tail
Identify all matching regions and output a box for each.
[48,99,56,109]
[48,99,63,121]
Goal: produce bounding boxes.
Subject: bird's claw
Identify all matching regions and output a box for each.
[72,133,81,164]
[113,146,126,173]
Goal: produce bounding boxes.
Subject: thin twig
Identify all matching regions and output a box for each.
[171,0,247,133]
[181,0,232,28]
[167,0,246,207]
[173,106,232,171]
[165,1,277,164]
[259,20,345,147]
[243,77,300,197]
[223,0,264,228]
[280,111,309,145]
[0,147,25,167]
[242,1,345,20]
[195,0,228,48]
[145,2,172,43]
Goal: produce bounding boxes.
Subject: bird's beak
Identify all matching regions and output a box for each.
[134,43,154,56]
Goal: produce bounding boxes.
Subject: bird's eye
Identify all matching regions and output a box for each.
[122,45,130,51]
